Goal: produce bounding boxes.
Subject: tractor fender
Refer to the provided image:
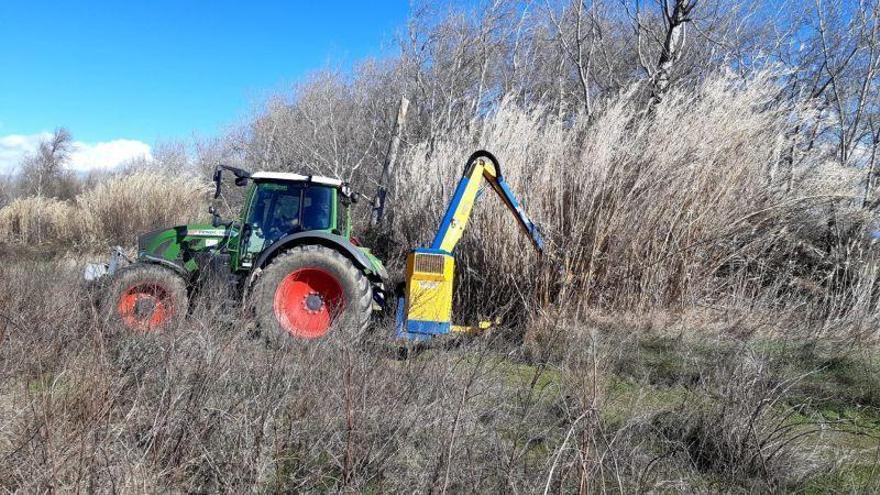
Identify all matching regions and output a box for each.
[252,231,388,281]
[140,255,191,280]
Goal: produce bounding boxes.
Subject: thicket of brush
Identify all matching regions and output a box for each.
[0,262,877,492]
[1,71,877,492]
[0,72,877,328]
[0,1,875,339]
[3,70,874,339]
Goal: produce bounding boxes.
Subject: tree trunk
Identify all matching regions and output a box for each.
[649,0,697,106]
[372,96,410,227]
[863,128,880,208]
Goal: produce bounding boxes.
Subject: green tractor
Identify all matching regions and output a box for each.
[87,165,388,339]
[87,151,545,342]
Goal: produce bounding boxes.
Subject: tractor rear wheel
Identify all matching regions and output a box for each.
[103,263,189,332]
[252,245,372,341]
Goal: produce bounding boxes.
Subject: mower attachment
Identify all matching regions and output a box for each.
[83,246,130,282]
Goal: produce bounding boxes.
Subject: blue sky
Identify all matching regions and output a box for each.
[0,1,409,171]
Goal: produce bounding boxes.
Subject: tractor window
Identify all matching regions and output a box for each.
[246,182,303,249]
[302,186,333,230]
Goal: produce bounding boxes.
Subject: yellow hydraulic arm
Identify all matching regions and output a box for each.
[395,150,544,341]
[430,151,544,254]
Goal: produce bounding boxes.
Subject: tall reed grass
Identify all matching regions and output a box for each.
[0,172,208,247]
[0,197,79,245]
[75,172,209,245]
[388,72,877,334]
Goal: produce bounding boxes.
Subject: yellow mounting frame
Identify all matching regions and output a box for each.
[395,150,545,341]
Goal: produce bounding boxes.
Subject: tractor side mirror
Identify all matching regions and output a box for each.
[240,223,252,247]
[212,168,222,199]
[209,205,221,227]
[213,165,251,197]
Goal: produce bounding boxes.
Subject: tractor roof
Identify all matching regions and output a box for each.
[250,171,344,188]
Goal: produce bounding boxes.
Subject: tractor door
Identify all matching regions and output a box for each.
[239,181,302,267]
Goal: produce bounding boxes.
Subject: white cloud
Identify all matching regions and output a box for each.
[68,139,152,171]
[0,132,52,173]
[0,132,152,173]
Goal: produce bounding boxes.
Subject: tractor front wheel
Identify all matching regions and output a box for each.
[252,245,372,341]
[103,263,189,332]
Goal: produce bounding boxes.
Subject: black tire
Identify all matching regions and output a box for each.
[102,263,189,332]
[251,244,372,342]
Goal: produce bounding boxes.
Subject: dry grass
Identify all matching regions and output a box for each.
[75,172,209,245]
[0,262,877,492]
[0,172,209,247]
[0,197,79,245]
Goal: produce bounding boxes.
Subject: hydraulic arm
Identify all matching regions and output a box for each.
[396,150,544,341]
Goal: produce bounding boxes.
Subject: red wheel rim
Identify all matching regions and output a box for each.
[273,268,345,339]
[117,283,175,332]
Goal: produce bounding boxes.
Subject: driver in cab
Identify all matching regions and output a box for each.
[265,194,300,243]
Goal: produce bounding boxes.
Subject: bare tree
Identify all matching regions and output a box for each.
[17,128,77,199]
[812,0,880,167]
[0,176,12,208]
[546,0,604,116]
[863,117,880,206]
[639,0,699,104]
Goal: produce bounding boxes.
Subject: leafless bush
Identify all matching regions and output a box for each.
[1,259,877,492]
[0,264,547,492]
[649,348,812,491]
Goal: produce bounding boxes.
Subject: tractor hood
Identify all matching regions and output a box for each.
[137,224,231,275]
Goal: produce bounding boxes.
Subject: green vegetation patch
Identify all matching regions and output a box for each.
[797,464,880,494]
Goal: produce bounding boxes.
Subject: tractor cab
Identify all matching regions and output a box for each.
[236,172,354,268]
[207,166,374,276]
